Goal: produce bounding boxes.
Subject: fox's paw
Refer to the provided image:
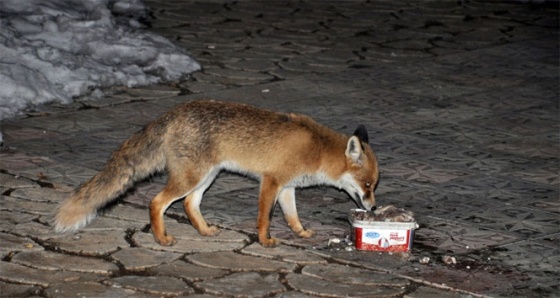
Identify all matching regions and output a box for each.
[200,225,221,237]
[155,234,177,246]
[297,229,315,238]
[260,237,281,248]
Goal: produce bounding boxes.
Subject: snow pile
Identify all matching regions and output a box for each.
[0,0,200,120]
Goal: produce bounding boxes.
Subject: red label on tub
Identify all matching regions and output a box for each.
[354,227,413,252]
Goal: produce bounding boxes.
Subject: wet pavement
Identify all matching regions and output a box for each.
[1,1,558,297]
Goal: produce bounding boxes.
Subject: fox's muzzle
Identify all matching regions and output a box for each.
[353,192,376,211]
[353,192,366,209]
[361,192,376,211]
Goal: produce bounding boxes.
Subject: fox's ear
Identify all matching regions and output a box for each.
[345,136,363,163]
[353,125,369,144]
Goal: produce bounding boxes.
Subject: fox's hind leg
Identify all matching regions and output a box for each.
[278,187,315,238]
[150,187,183,246]
[150,170,202,246]
[183,170,220,237]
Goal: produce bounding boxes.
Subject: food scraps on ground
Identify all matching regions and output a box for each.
[442,255,457,265]
[419,256,430,264]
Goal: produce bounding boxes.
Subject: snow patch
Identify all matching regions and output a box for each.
[0,0,201,120]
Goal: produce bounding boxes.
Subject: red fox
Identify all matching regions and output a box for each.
[54,100,379,247]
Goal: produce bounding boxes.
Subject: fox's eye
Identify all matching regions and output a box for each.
[365,182,372,188]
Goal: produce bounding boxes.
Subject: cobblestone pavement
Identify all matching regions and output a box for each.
[1,1,558,297]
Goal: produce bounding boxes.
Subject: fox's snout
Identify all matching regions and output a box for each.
[360,191,376,211]
[348,187,376,211]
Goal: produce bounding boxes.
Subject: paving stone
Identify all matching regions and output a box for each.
[104,275,194,296]
[268,68,308,80]
[111,247,182,271]
[314,48,360,63]
[0,250,9,259]
[149,260,228,281]
[0,150,52,174]
[9,221,60,241]
[45,281,162,298]
[132,231,247,253]
[241,243,327,264]
[404,286,470,298]
[0,173,38,189]
[83,216,144,231]
[494,235,560,273]
[48,230,129,256]
[272,293,317,298]
[389,80,485,100]
[286,273,406,298]
[163,220,251,243]
[0,232,43,255]
[0,209,37,225]
[132,220,249,253]
[397,260,531,297]
[192,72,264,86]
[93,102,171,127]
[266,220,349,249]
[187,251,297,273]
[9,187,69,203]
[78,92,139,107]
[301,263,409,287]
[361,45,434,61]
[225,59,278,72]
[228,48,299,60]
[196,272,286,297]
[1,195,56,215]
[201,68,276,81]
[126,84,181,98]
[12,250,118,274]
[414,218,520,253]
[293,54,353,67]
[1,123,64,143]
[0,281,41,297]
[277,60,347,73]
[15,163,98,187]
[323,250,413,274]
[183,81,228,94]
[181,80,317,106]
[0,261,101,287]
[383,39,434,51]
[103,204,151,223]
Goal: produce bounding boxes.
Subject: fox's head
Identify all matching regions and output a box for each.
[340,125,379,211]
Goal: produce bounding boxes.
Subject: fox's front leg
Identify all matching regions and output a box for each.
[257,176,282,248]
[278,187,315,238]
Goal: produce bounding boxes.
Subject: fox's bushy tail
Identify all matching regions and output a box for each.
[54,120,167,233]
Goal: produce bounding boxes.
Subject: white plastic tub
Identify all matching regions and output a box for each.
[349,209,418,252]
